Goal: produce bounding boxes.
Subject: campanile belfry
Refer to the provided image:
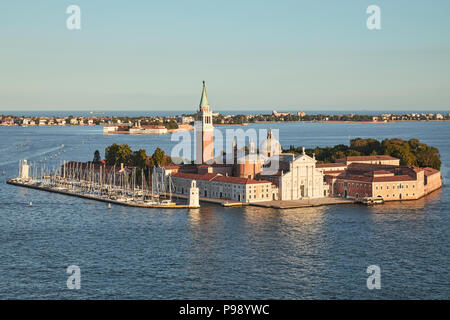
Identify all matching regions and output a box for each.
[195,81,214,164]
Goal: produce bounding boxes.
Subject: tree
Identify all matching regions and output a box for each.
[282,138,441,169]
[165,121,179,130]
[131,149,147,168]
[149,147,166,167]
[105,143,132,166]
[93,150,101,164]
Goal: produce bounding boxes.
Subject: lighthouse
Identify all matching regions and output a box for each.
[195,81,214,164]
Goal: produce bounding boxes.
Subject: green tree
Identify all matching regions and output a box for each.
[149,147,167,167]
[131,149,147,168]
[105,143,132,166]
[165,121,179,130]
[93,150,101,164]
[350,138,381,155]
[347,150,361,157]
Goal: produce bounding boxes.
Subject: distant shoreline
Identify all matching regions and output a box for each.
[2,119,450,128]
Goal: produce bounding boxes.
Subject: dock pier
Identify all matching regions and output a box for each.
[6,179,199,209]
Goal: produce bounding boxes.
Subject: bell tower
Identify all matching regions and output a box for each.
[195,81,214,164]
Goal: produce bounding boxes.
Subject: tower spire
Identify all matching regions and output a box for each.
[199,80,209,110]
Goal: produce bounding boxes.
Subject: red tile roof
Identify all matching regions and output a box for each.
[316,163,347,168]
[172,172,218,181]
[335,173,416,183]
[323,170,346,175]
[213,176,271,185]
[161,165,180,169]
[172,172,271,185]
[371,170,394,175]
[373,175,416,182]
[337,155,399,162]
[423,167,440,176]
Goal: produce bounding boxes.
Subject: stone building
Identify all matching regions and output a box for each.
[325,162,442,201]
[171,172,274,203]
[259,149,326,200]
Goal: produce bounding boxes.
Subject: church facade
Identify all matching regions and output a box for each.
[259,150,327,200]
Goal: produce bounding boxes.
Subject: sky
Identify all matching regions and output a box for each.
[0,0,449,112]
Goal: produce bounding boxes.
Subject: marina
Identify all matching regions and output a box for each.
[7,160,200,209]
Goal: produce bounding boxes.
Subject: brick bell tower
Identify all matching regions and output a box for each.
[195,81,214,164]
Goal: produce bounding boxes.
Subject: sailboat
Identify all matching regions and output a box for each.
[159,173,175,206]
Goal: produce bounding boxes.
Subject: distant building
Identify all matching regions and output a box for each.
[272,110,291,117]
[180,116,195,124]
[103,126,118,133]
[129,124,168,134]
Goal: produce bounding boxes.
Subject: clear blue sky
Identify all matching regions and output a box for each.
[1,0,449,111]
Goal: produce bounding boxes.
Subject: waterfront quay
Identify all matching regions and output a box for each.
[7,178,357,210]
[6,178,198,209]
[250,197,355,209]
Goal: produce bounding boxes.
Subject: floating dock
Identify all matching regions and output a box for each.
[6,179,199,209]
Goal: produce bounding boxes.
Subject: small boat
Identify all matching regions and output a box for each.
[160,199,176,206]
[359,197,384,205]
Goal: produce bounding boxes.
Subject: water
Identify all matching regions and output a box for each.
[0,122,449,299]
[2,109,449,118]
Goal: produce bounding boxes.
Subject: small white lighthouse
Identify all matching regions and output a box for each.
[188,180,200,208]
